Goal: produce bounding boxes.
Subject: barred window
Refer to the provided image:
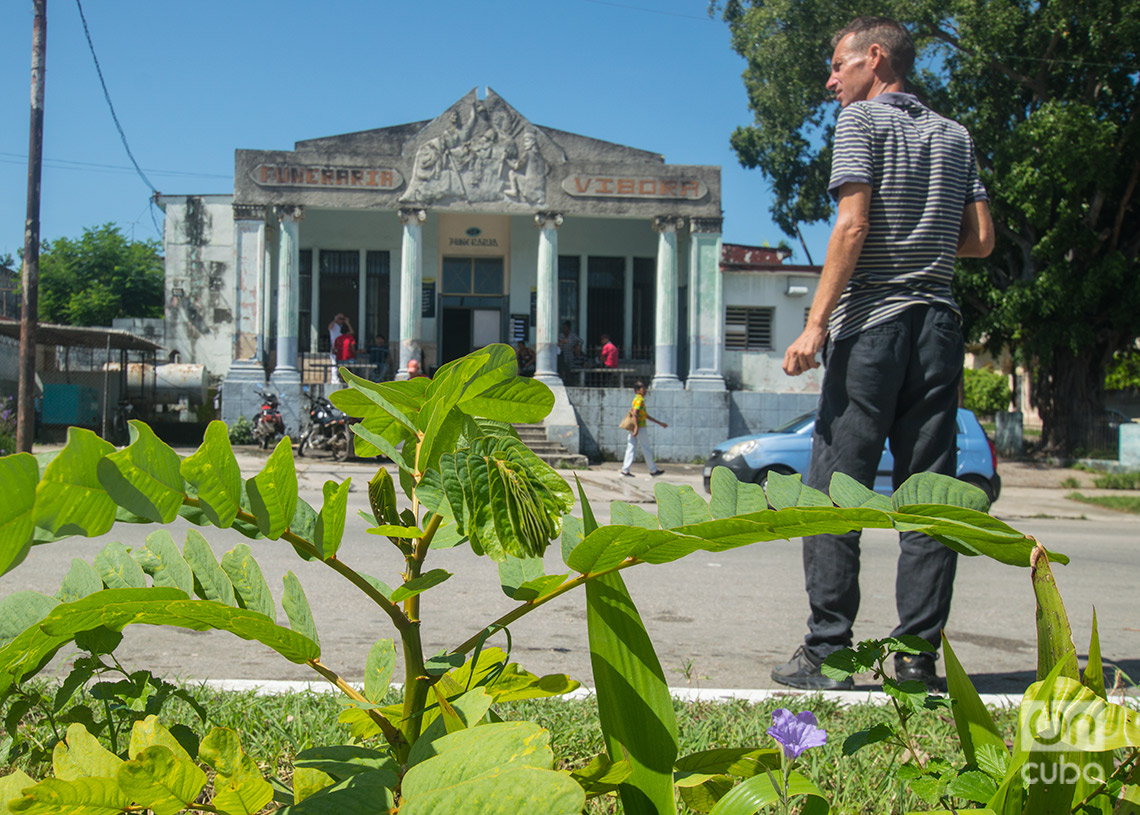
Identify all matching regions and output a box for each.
[725,306,774,351]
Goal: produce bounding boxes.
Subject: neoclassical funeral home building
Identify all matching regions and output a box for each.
[158,89,822,460]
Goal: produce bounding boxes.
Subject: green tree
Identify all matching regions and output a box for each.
[38,224,164,326]
[718,0,1140,455]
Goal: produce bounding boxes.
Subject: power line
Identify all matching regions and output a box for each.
[74,0,159,194]
[0,152,231,181]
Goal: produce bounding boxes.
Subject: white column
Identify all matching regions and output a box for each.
[651,216,684,389]
[397,208,427,378]
[232,206,265,361]
[534,212,563,384]
[273,205,303,380]
[686,217,726,391]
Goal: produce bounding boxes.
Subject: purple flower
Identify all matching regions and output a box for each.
[767,708,827,759]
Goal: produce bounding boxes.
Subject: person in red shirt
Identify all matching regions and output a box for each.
[599,334,619,368]
[334,325,357,362]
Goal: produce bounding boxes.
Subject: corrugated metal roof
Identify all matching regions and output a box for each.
[0,318,166,352]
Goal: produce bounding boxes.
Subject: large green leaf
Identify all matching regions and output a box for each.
[708,770,828,814]
[131,530,194,596]
[53,724,123,780]
[0,769,35,810]
[498,555,545,599]
[458,376,555,424]
[364,639,397,704]
[179,420,243,528]
[893,471,990,513]
[610,501,660,530]
[0,453,38,577]
[117,745,206,815]
[293,745,397,782]
[1031,546,1079,681]
[276,770,396,814]
[400,722,584,815]
[33,427,117,538]
[282,571,319,645]
[708,467,767,519]
[656,482,713,529]
[764,471,832,508]
[389,569,452,603]
[587,571,678,815]
[942,635,1007,767]
[95,421,185,524]
[674,747,780,779]
[198,727,274,815]
[0,588,318,695]
[315,479,351,560]
[5,777,132,814]
[182,529,236,606]
[245,437,298,540]
[55,559,103,604]
[828,472,892,511]
[0,592,60,647]
[93,541,146,589]
[221,544,276,621]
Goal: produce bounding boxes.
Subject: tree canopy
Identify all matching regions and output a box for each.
[38,224,164,327]
[719,0,1140,454]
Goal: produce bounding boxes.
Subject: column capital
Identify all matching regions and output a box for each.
[399,207,427,226]
[690,216,724,234]
[534,211,564,229]
[233,203,267,221]
[652,215,686,233]
[275,204,305,222]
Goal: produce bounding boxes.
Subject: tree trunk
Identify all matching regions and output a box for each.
[1032,347,1106,455]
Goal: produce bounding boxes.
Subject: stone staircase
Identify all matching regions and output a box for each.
[514,424,590,469]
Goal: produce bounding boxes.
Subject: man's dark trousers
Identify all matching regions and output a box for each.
[802,304,964,663]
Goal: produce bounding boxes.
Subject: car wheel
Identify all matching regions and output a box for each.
[756,466,796,493]
[960,475,996,505]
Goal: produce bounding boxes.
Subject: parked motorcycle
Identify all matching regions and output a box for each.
[297,390,349,460]
[252,390,285,450]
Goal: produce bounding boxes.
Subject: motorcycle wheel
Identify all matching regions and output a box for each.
[258,430,270,450]
[297,430,309,457]
[331,430,349,462]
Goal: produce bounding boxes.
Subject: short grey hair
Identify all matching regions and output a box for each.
[832,17,915,79]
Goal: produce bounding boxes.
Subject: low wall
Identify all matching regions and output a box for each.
[570,387,818,463]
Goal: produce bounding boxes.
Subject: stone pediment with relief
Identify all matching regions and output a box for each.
[234,88,720,217]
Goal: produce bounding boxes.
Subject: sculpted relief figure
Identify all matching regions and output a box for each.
[400,98,551,207]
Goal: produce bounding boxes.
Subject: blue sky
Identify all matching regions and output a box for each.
[1,0,834,264]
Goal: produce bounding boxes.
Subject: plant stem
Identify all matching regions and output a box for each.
[450,558,639,656]
[305,659,405,750]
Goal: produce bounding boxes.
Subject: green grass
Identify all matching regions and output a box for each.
[1060,476,1081,488]
[1,684,1021,814]
[1092,471,1140,490]
[1067,491,1140,514]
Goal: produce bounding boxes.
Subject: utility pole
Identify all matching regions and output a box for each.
[18,0,46,453]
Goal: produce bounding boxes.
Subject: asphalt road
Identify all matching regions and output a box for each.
[3,450,1136,694]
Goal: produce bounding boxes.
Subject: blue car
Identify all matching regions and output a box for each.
[703,408,1001,502]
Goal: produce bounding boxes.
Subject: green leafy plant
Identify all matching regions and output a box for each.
[226,415,253,446]
[0,344,1064,813]
[964,367,1013,419]
[1092,471,1140,490]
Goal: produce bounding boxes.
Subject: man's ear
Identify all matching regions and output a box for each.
[867,43,886,72]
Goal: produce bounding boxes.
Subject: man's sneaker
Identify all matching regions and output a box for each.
[895,653,947,693]
[620,470,634,477]
[771,646,854,691]
[650,469,666,477]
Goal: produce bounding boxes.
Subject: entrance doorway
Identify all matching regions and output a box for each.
[440,304,503,364]
[318,250,360,352]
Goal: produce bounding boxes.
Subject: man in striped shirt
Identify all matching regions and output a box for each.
[773,17,994,692]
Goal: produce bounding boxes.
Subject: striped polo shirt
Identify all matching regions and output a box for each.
[827,92,988,340]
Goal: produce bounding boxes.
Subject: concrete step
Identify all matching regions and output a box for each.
[514,424,590,469]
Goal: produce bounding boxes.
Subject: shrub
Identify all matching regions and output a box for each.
[0,396,15,456]
[227,413,253,445]
[963,366,1012,417]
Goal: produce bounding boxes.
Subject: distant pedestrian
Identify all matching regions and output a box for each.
[406,358,427,378]
[599,334,619,368]
[620,381,668,477]
[334,324,357,363]
[516,340,536,376]
[557,321,583,379]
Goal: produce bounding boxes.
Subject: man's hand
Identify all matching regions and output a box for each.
[783,325,828,376]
